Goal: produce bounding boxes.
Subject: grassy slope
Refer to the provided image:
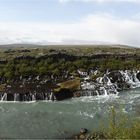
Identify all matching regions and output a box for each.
[0,44,140,60]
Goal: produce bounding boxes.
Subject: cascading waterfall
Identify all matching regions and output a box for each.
[81,75,118,96]
[80,70,140,97]
[119,70,140,88]
[0,92,55,102]
[14,93,20,101]
[96,77,103,84]
[81,81,95,90]
[96,90,100,96]
[102,87,108,96]
[1,93,7,101]
[0,70,140,101]
[105,76,112,86]
[49,92,54,101]
[133,71,140,83]
[32,94,36,101]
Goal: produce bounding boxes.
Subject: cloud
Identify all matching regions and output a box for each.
[0,13,140,47]
[59,0,140,3]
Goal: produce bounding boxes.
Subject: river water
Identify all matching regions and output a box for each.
[0,88,140,139]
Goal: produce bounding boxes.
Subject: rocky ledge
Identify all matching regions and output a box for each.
[0,69,140,102]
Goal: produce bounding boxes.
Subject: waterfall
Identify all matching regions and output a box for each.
[133,70,140,83]
[32,94,36,101]
[96,77,103,84]
[49,92,54,101]
[14,93,19,101]
[81,71,121,97]
[94,70,98,75]
[0,69,140,101]
[14,94,16,101]
[103,87,108,96]
[99,87,108,96]
[23,94,27,101]
[0,92,57,102]
[106,76,113,86]
[96,90,100,96]
[1,93,7,101]
[79,90,96,96]
[81,82,95,90]
[120,70,140,88]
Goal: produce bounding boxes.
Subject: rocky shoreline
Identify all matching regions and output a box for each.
[70,128,107,139]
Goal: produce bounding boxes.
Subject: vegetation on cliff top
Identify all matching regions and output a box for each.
[0,45,140,81]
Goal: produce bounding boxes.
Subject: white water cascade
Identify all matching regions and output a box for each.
[0,70,140,101]
[0,92,55,102]
[49,92,54,100]
[80,70,140,97]
[120,70,140,88]
[1,93,7,101]
[14,93,20,101]
[32,94,36,101]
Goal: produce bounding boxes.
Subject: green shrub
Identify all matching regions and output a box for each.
[89,107,140,139]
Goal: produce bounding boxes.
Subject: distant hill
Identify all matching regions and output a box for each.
[0,43,136,50]
[0,44,43,49]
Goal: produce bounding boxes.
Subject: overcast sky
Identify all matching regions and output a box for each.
[0,0,140,46]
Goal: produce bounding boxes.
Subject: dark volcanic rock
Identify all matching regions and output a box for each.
[0,69,140,101]
[54,88,74,101]
[108,70,128,90]
[71,128,89,140]
[73,91,81,97]
[108,71,123,83]
[7,94,14,101]
[137,72,140,81]
[80,128,88,134]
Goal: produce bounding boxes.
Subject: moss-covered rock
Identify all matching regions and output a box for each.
[54,79,80,92]
[54,79,81,100]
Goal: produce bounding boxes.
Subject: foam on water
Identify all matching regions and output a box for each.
[70,93,119,104]
[78,111,95,118]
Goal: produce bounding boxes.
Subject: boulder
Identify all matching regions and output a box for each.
[108,71,123,83]
[80,128,88,134]
[73,91,81,97]
[54,88,73,101]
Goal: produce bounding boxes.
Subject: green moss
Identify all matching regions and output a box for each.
[91,72,104,81]
[54,79,80,92]
[0,84,6,92]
